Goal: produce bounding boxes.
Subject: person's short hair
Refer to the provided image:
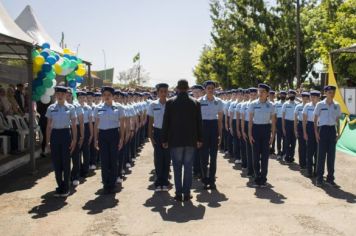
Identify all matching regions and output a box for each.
[156,83,169,91]
[177,79,189,90]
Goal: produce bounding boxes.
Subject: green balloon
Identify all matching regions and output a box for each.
[62,58,70,69]
[43,78,53,88]
[36,86,46,96]
[70,60,77,68]
[47,71,56,80]
[32,50,40,58]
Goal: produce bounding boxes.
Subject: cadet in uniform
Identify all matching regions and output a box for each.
[302,90,320,177]
[314,85,341,187]
[77,91,93,178]
[269,90,276,155]
[248,84,276,187]
[148,83,170,192]
[86,91,97,170]
[241,87,257,177]
[46,86,77,197]
[94,86,126,193]
[237,89,250,168]
[282,90,298,163]
[274,91,287,160]
[199,80,224,190]
[229,89,243,164]
[294,91,310,170]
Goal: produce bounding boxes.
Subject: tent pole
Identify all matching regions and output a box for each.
[27,46,37,174]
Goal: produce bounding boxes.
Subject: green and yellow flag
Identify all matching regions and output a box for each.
[133,52,140,63]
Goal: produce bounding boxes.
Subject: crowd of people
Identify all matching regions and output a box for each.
[45,79,341,202]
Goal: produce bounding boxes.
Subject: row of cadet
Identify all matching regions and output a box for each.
[46,86,152,196]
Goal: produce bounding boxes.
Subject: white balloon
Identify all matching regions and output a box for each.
[45,87,55,96]
[40,95,51,104]
[52,79,57,86]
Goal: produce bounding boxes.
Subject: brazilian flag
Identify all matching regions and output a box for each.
[133,52,140,63]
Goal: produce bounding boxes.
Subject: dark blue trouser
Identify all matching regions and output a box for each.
[306,122,317,175]
[50,129,71,193]
[276,118,284,156]
[252,124,271,184]
[71,124,81,181]
[193,148,201,176]
[317,125,336,183]
[153,128,171,186]
[171,146,195,195]
[239,119,247,168]
[200,120,218,184]
[90,122,98,166]
[232,120,241,161]
[297,121,307,168]
[284,120,296,161]
[245,121,254,175]
[80,123,91,176]
[99,128,119,189]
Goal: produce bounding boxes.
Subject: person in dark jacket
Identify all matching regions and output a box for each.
[15,84,25,113]
[162,79,203,202]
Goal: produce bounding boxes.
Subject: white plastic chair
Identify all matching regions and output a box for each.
[0,135,10,156]
[6,115,29,151]
[15,115,43,144]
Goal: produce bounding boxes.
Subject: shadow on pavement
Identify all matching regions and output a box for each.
[0,157,52,195]
[144,192,205,223]
[82,190,119,214]
[28,191,68,219]
[196,190,229,208]
[320,185,356,203]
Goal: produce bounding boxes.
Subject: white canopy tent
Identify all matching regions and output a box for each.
[15,5,62,53]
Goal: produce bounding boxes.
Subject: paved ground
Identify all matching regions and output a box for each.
[0,142,356,236]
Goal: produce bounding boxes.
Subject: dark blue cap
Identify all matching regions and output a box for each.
[94,92,101,97]
[101,86,115,95]
[269,90,275,95]
[54,86,68,93]
[114,89,123,96]
[191,84,204,90]
[288,89,296,95]
[249,87,258,93]
[324,85,336,91]
[244,89,250,94]
[86,91,94,96]
[203,80,216,88]
[76,91,86,97]
[156,83,169,90]
[237,88,243,93]
[258,83,270,92]
[279,90,287,96]
[301,91,310,97]
[310,90,321,96]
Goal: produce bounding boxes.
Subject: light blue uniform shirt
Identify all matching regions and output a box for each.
[224,100,232,116]
[240,101,250,121]
[248,99,275,124]
[199,95,224,120]
[235,102,243,119]
[80,104,93,124]
[313,99,341,127]
[302,102,316,122]
[45,102,77,129]
[147,99,166,129]
[228,101,238,119]
[94,103,125,130]
[274,100,285,118]
[294,103,305,122]
[282,101,297,121]
[72,102,84,125]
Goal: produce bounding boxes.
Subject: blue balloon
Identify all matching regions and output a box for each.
[70,56,77,61]
[63,54,71,59]
[68,80,77,88]
[40,51,49,59]
[46,56,56,65]
[33,78,44,86]
[37,71,47,80]
[76,77,84,83]
[42,62,52,73]
[54,54,60,61]
[42,43,50,49]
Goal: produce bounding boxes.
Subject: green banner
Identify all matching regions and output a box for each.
[337,116,356,156]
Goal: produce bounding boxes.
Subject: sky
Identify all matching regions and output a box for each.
[2,0,275,87]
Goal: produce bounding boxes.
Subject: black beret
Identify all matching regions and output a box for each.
[86,91,94,96]
[156,83,169,90]
[269,90,276,95]
[101,86,115,95]
[310,90,321,96]
[258,83,270,92]
[203,80,216,88]
[94,92,101,97]
[54,86,68,93]
[324,85,336,91]
[244,89,250,94]
[237,88,243,93]
[191,85,204,90]
[279,90,287,96]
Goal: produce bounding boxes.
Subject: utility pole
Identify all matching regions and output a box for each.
[296,0,301,89]
[102,49,107,81]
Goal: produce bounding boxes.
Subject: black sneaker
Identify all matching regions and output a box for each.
[174,194,183,202]
[260,182,268,188]
[209,184,217,190]
[315,181,323,187]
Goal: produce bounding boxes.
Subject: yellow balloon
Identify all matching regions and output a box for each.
[54,63,62,74]
[63,48,71,54]
[76,67,86,77]
[34,55,45,66]
[33,63,41,73]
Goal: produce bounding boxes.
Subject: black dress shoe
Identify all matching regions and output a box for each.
[183,195,193,201]
[174,194,183,202]
[209,184,217,190]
